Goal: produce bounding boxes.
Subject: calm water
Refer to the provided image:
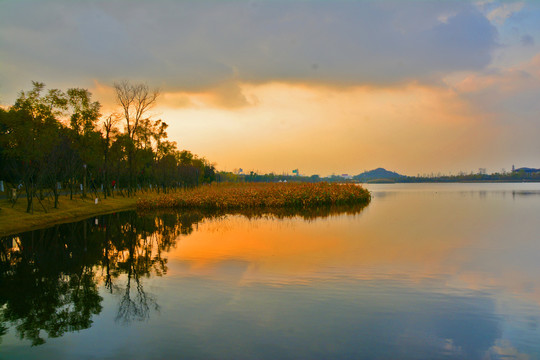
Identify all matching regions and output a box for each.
[2,183,540,359]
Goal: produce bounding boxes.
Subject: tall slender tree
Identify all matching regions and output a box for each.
[114,81,159,196]
[102,114,119,198]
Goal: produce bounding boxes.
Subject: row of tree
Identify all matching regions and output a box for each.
[0,81,216,213]
[216,169,540,184]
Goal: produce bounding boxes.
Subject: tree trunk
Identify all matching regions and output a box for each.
[128,150,133,197]
[25,181,33,213]
[70,177,73,200]
[53,186,59,208]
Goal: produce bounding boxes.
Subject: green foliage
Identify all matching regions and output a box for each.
[0,81,220,213]
[67,88,101,136]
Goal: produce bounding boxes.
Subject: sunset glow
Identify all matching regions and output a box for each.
[2,0,540,175]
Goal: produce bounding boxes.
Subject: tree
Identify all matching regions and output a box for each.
[66,88,101,136]
[101,114,119,198]
[42,128,74,208]
[1,80,216,215]
[0,107,11,189]
[67,88,101,198]
[114,81,159,196]
[5,82,67,212]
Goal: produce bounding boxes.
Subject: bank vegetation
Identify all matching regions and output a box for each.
[137,182,371,211]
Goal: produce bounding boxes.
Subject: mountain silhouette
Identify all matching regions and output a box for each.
[353,168,404,182]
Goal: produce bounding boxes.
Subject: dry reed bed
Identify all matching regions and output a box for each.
[136,182,371,211]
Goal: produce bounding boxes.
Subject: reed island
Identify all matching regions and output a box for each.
[137,182,371,211]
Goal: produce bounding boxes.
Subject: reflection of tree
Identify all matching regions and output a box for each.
[0,210,191,344]
[113,214,161,324]
[0,224,102,346]
[0,204,367,345]
[143,203,368,225]
[97,212,187,324]
[0,323,7,345]
[238,203,369,220]
[115,265,159,324]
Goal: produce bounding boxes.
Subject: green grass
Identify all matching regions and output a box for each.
[0,194,138,236]
[0,183,372,236]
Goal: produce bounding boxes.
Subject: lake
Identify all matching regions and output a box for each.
[1,183,540,359]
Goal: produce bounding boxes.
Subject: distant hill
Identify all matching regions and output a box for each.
[513,167,540,173]
[353,168,404,182]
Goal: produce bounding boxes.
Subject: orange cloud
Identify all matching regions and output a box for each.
[455,54,540,94]
[157,81,495,175]
[89,70,536,176]
[90,80,117,113]
[158,81,257,110]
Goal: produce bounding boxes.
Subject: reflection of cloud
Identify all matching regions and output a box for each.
[166,185,540,312]
[160,275,504,359]
[204,259,251,281]
[489,340,531,360]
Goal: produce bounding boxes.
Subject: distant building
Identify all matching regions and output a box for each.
[341,174,352,180]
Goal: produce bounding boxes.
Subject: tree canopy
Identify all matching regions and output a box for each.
[0,81,216,213]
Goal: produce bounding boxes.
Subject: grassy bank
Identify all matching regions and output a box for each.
[0,195,139,236]
[1,183,371,236]
[137,182,371,211]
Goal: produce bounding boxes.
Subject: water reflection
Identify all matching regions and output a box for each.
[0,204,367,346]
[0,220,103,346]
[2,185,540,359]
[0,211,188,344]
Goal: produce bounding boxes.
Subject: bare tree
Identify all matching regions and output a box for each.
[114,81,159,196]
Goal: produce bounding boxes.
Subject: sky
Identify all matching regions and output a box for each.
[1,0,540,176]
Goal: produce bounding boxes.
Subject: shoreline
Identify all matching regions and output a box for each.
[4,181,537,236]
[362,179,540,184]
[1,182,371,236]
[0,196,137,237]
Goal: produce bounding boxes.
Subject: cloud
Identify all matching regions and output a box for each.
[142,81,256,110]
[455,53,540,104]
[205,81,256,109]
[159,82,501,175]
[0,0,498,101]
[486,1,525,25]
[521,34,535,46]
[452,53,540,167]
